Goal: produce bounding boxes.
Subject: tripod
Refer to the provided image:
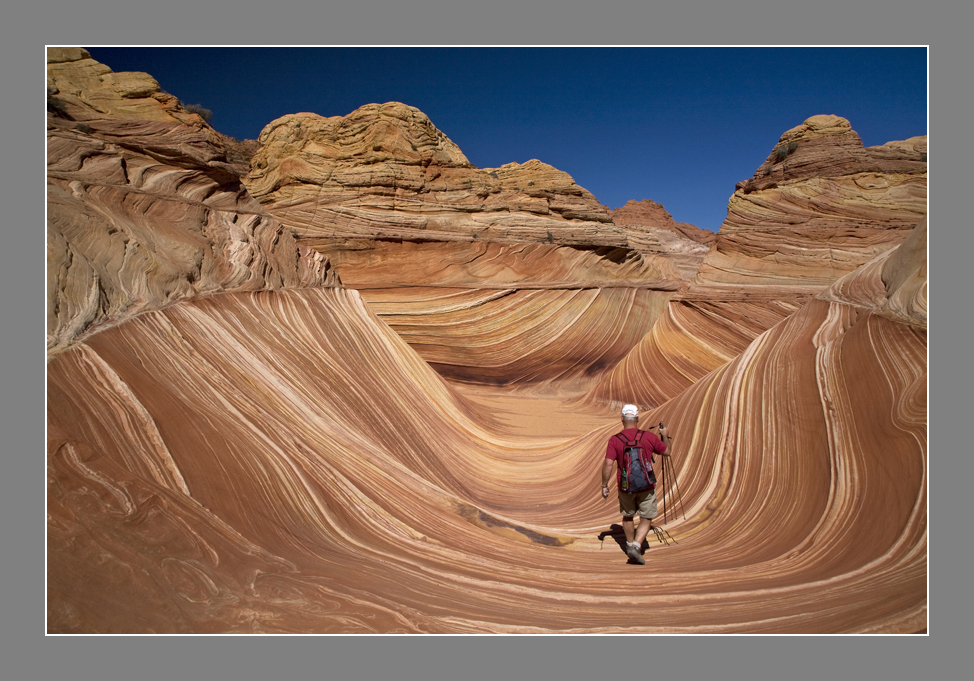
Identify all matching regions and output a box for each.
[650,446,686,546]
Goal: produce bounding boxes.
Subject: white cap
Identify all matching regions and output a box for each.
[621,404,639,418]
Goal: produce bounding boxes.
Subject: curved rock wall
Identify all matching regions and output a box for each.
[581,298,800,408]
[46,51,926,633]
[359,286,672,392]
[696,115,926,287]
[46,48,334,357]
[320,239,683,289]
[821,218,928,327]
[48,282,925,633]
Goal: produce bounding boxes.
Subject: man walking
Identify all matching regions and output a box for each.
[601,404,672,564]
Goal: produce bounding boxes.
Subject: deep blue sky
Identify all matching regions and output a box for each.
[86,47,927,232]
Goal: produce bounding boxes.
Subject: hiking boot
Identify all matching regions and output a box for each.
[627,544,645,565]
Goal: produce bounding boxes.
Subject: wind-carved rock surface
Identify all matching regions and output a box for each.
[695,114,927,288]
[360,287,673,393]
[581,298,801,409]
[611,199,715,280]
[47,54,927,634]
[47,252,927,632]
[244,103,624,249]
[820,218,927,328]
[47,48,335,356]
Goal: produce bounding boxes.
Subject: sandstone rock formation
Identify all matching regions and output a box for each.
[46,52,927,634]
[820,217,927,327]
[611,199,714,279]
[47,252,926,632]
[696,114,927,287]
[47,48,335,356]
[244,104,624,249]
[581,298,800,409]
[359,287,672,393]
[320,240,682,290]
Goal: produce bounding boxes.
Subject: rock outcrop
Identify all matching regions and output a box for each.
[244,104,626,249]
[581,298,800,408]
[611,199,715,279]
[696,115,926,287]
[48,261,926,632]
[47,53,927,634]
[820,218,927,328]
[46,48,335,356]
[359,287,672,393]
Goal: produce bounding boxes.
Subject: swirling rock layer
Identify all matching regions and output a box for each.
[245,104,624,248]
[46,48,333,356]
[581,298,801,408]
[48,282,925,633]
[46,52,926,633]
[359,286,671,393]
[696,115,927,287]
[319,239,682,289]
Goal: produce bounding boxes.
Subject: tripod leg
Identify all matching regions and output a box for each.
[669,457,687,520]
[661,456,669,524]
[659,457,667,525]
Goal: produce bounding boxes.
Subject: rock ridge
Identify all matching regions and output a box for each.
[696,114,926,287]
[47,48,337,356]
[244,103,626,249]
[47,52,926,634]
[610,199,714,280]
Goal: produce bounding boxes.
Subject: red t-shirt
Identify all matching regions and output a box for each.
[605,428,667,485]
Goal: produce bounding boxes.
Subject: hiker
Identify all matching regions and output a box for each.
[600,404,671,565]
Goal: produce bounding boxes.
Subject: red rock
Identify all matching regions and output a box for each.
[47,279,926,633]
[46,48,335,356]
[46,54,927,634]
[245,104,625,249]
[697,115,927,288]
[611,199,715,279]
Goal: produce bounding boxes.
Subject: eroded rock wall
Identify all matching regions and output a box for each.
[359,286,672,393]
[48,280,925,633]
[696,115,926,287]
[46,48,334,356]
[611,199,714,280]
[46,52,926,634]
[244,104,625,248]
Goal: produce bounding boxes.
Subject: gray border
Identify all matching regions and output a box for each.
[13,1,960,679]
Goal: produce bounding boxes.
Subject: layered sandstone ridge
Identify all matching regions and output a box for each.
[359,287,672,393]
[611,199,715,279]
[47,48,335,356]
[47,52,926,633]
[245,104,625,250]
[820,219,927,328]
[325,240,684,291]
[48,255,926,632]
[696,114,926,287]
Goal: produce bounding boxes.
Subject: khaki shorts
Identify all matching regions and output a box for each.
[619,488,658,520]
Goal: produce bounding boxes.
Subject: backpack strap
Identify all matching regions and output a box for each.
[615,430,643,447]
[638,430,656,463]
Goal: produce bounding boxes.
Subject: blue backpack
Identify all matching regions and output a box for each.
[616,430,656,494]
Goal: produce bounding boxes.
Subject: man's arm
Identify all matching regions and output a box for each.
[601,457,615,498]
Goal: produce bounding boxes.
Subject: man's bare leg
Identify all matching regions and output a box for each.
[622,515,636,544]
[622,515,645,564]
[634,516,655,548]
